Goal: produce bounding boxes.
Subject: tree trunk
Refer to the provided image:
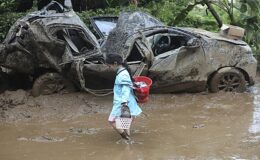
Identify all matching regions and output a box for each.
[173,1,201,25]
[174,0,223,28]
[204,0,223,28]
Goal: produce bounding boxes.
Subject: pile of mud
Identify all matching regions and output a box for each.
[0,90,111,123]
[0,90,29,109]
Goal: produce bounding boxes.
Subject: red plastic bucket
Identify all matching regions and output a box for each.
[133,76,152,103]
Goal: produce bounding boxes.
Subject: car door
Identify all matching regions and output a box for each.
[81,38,151,84]
[79,35,153,90]
[147,31,206,93]
[125,37,153,76]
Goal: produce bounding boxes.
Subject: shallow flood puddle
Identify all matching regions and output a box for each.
[0,77,260,159]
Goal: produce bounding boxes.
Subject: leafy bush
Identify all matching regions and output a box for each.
[175,6,219,32]
[78,7,121,27]
[0,0,259,59]
[238,3,260,56]
[0,0,16,14]
[144,0,188,25]
[0,12,26,42]
[78,6,150,27]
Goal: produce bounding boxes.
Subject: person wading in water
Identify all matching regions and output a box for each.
[105,54,142,140]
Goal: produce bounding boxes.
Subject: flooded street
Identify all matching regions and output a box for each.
[0,75,260,160]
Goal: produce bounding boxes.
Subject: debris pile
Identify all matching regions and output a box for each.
[0,90,29,110]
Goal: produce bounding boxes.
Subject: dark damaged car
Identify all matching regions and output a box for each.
[0,1,257,96]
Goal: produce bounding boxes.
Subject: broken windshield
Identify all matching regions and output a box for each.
[91,17,118,38]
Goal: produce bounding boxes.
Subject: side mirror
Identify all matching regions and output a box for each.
[186,38,200,48]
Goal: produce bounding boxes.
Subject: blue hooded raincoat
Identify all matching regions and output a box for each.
[109,67,142,118]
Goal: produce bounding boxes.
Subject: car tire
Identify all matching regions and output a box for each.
[32,72,75,97]
[209,68,246,93]
[0,72,9,93]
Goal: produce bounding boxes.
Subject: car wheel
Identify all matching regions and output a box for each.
[0,72,9,93]
[209,68,246,93]
[32,72,75,97]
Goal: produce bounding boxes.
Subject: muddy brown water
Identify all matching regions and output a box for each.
[0,76,260,160]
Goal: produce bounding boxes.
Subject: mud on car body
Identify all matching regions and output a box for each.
[0,1,103,96]
[0,1,257,96]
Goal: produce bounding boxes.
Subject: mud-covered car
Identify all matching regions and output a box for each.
[0,1,257,96]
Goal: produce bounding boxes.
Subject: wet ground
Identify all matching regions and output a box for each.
[0,75,260,160]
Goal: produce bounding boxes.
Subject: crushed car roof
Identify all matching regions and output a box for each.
[101,11,165,58]
[20,1,100,47]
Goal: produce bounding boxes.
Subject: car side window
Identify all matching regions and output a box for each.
[52,28,95,56]
[148,33,187,56]
[44,2,64,14]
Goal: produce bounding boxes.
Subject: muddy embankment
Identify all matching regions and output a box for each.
[1,70,260,123]
[0,90,112,123]
[0,72,259,159]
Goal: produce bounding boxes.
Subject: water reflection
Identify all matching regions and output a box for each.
[249,94,260,134]
[1,77,260,159]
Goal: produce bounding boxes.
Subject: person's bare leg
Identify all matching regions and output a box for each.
[109,121,124,134]
[124,129,130,136]
[109,121,131,140]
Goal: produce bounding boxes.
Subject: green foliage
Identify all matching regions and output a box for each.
[78,6,150,27]
[210,0,260,55]
[106,0,126,7]
[238,0,260,55]
[0,0,16,14]
[0,12,26,42]
[180,13,219,31]
[184,4,229,31]
[144,0,190,25]
[78,7,121,26]
[0,0,259,57]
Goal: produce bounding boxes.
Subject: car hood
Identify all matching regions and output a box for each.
[178,27,247,45]
[101,11,165,58]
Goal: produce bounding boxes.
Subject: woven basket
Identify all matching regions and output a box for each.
[115,118,132,129]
